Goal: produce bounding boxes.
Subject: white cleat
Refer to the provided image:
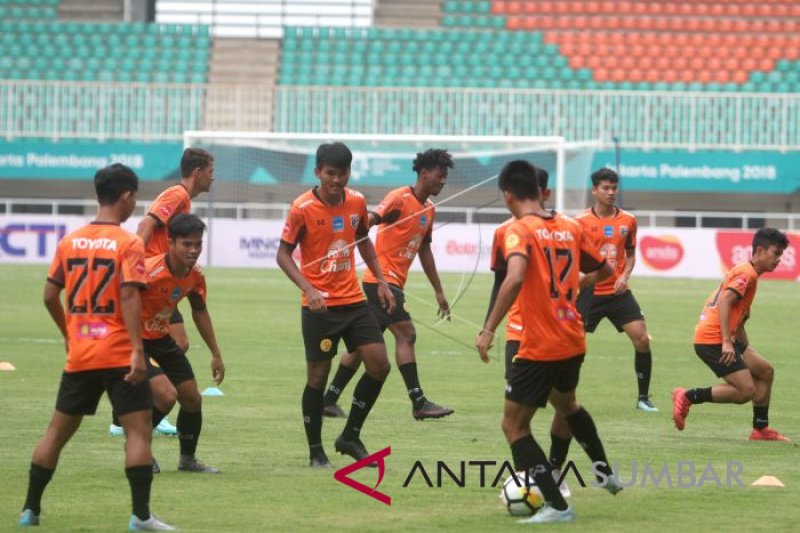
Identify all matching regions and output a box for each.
[551,469,572,499]
[636,396,659,412]
[517,504,575,524]
[603,474,624,495]
[128,514,177,531]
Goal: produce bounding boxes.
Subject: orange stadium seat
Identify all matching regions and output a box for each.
[506,1,521,14]
[491,1,506,14]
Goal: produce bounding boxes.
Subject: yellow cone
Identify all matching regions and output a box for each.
[752,476,784,487]
[0,362,16,371]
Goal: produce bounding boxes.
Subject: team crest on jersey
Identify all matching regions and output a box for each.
[170,287,181,301]
[419,215,427,227]
[332,216,345,232]
[159,206,172,217]
[320,338,333,352]
[505,233,520,249]
[350,214,360,229]
[619,226,628,236]
[603,225,614,237]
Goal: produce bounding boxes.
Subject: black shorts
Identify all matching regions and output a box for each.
[505,340,520,381]
[301,302,384,361]
[169,309,184,325]
[577,289,644,333]
[694,342,748,378]
[363,281,411,330]
[56,367,152,416]
[144,336,195,385]
[505,354,585,408]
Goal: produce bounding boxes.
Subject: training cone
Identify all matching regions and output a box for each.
[202,387,225,397]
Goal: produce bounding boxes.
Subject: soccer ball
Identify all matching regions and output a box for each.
[500,472,544,516]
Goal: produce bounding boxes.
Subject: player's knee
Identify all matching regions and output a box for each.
[761,363,774,384]
[181,391,202,412]
[734,383,755,404]
[371,360,391,380]
[501,418,525,443]
[177,339,190,353]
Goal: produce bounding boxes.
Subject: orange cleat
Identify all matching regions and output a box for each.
[749,427,791,442]
[672,388,691,431]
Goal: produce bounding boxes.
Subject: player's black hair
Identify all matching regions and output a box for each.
[536,167,549,191]
[181,147,214,178]
[752,227,789,254]
[316,142,352,170]
[168,213,207,239]
[498,160,540,200]
[94,163,139,205]
[591,167,619,187]
[412,149,454,175]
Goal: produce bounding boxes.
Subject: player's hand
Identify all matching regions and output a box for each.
[124,349,148,384]
[475,329,494,364]
[377,281,396,314]
[304,287,327,312]
[720,339,736,366]
[211,356,225,385]
[435,291,451,321]
[614,277,628,295]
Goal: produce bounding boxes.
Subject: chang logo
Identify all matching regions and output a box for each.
[320,240,352,273]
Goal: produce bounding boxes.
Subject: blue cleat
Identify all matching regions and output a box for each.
[109,424,124,436]
[155,418,177,436]
[517,504,575,524]
[18,509,39,527]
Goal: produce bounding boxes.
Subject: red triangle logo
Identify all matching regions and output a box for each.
[333,446,391,506]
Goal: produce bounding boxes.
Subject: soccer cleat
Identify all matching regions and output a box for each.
[309,446,332,469]
[177,456,220,474]
[517,504,574,524]
[155,418,177,436]
[323,404,348,418]
[109,424,124,437]
[128,514,176,531]
[18,509,39,527]
[334,435,377,467]
[152,457,160,474]
[749,427,791,442]
[603,474,624,495]
[671,388,691,430]
[412,400,454,420]
[552,469,572,499]
[636,396,659,412]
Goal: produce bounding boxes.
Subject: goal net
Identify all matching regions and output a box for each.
[182,132,600,221]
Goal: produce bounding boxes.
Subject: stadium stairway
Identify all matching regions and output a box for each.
[375,0,442,28]
[58,0,123,21]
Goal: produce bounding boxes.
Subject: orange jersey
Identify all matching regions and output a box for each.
[694,261,759,344]
[281,187,368,307]
[46,223,147,372]
[503,213,606,361]
[490,218,523,342]
[141,254,206,340]
[362,186,434,288]
[576,207,637,296]
[145,184,191,257]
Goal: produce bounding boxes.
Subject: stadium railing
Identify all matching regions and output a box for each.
[3,198,798,230]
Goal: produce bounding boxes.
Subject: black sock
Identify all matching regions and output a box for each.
[151,408,167,429]
[686,387,713,405]
[323,364,357,407]
[125,465,152,521]
[302,385,324,448]
[549,433,572,470]
[341,373,385,441]
[398,362,425,405]
[510,435,568,511]
[112,412,120,427]
[177,409,202,457]
[635,351,652,397]
[565,407,612,481]
[753,405,769,430]
[23,463,54,515]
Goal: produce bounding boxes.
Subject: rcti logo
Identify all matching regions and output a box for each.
[334,446,392,505]
[0,224,67,257]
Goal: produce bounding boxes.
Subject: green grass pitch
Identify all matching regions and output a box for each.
[1,265,799,531]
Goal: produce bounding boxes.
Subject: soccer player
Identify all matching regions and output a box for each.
[672,228,790,441]
[140,213,225,472]
[322,149,454,421]
[19,164,175,531]
[575,168,657,412]
[476,161,621,524]
[276,142,397,468]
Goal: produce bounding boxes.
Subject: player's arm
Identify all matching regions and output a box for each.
[120,285,147,384]
[276,240,326,312]
[476,254,526,363]
[418,240,450,320]
[136,214,160,247]
[580,261,613,289]
[614,248,636,294]
[188,291,224,385]
[717,289,740,365]
[357,237,396,313]
[485,269,506,323]
[43,279,68,351]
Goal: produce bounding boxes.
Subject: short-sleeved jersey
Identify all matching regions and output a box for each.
[281,187,369,307]
[503,213,606,361]
[145,184,191,257]
[47,223,147,372]
[490,218,523,342]
[362,186,434,288]
[694,261,759,344]
[575,207,637,296]
[141,254,206,340]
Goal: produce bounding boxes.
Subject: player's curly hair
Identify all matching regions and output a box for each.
[412,149,454,175]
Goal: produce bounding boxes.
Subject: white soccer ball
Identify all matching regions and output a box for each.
[500,472,544,516]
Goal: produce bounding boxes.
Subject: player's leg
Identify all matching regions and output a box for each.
[743,346,788,441]
[150,372,178,436]
[168,309,189,352]
[548,413,573,498]
[322,350,360,418]
[612,291,656,411]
